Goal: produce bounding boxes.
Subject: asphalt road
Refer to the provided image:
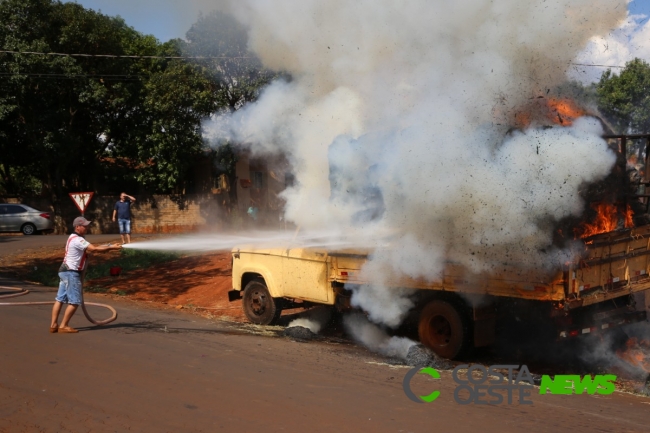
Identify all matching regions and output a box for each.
[1,277,650,433]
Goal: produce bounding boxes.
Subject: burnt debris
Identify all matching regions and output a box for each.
[283,325,317,341]
[406,344,453,370]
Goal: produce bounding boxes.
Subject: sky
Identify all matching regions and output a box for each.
[568,0,650,82]
[65,0,650,84]
[64,0,217,42]
[630,0,650,18]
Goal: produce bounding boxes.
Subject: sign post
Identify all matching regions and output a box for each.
[69,192,94,216]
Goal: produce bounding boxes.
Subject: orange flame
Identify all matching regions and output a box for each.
[545,98,586,126]
[616,338,650,373]
[512,97,588,129]
[575,203,634,239]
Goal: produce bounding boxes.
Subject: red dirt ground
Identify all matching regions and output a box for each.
[90,252,244,320]
[2,245,245,321]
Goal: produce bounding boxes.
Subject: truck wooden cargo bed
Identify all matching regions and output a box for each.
[328,224,650,307]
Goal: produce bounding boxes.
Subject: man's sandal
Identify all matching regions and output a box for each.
[49,326,58,333]
[58,327,79,333]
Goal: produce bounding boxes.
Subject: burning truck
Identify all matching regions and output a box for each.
[228,223,650,359]
[228,102,650,359]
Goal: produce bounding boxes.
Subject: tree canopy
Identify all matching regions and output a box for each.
[597,58,650,134]
[182,11,277,113]
[0,0,265,199]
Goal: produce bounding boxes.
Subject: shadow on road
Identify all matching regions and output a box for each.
[0,236,22,244]
[76,320,257,337]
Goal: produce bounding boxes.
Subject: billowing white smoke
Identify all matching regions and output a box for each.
[348,285,416,329]
[343,313,417,359]
[202,0,626,326]
[287,306,332,334]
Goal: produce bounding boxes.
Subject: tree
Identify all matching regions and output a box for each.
[180,11,283,190]
[0,0,219,198]
[0,0,143,196]
[183,11,277,113]
[597,58,650,134]
[135,49,218,191]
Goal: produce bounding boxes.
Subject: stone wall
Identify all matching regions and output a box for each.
[2,194,232,234]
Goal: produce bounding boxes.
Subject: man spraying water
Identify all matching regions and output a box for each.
[50,217,122,333]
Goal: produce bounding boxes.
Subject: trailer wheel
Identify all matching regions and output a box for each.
[418,300,470,360]
[242,279,282,325]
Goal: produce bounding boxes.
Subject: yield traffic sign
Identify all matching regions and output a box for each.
[69,192,94,215]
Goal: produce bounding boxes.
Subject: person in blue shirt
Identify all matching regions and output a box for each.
[112,192,136,244]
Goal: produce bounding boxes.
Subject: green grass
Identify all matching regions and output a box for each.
[26,249,181,287]
[26,265,60,287]
[83,249,180,280]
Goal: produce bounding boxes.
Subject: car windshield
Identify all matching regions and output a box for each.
[20,205,38,212]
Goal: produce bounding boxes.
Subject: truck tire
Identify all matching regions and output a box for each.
[242,279,282,325]
[418,299,470,360]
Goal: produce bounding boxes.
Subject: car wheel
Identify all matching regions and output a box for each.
[242,279,282,325]
[21,223,37,235]
[418,299,471,360]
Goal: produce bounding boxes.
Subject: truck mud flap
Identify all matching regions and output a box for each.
[228,290,242,302]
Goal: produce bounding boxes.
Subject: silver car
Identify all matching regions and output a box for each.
[0,204,54,235]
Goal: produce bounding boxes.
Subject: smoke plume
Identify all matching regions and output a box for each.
[581,322,650,380]
[200,0,626,326]
[343,313,417,359]
[287,306,332,334]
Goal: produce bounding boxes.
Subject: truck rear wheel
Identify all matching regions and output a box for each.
[418,300,470,360]
[242,279,282,325]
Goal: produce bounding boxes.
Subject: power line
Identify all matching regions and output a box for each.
[570,63,624,69]
[0,72,144,81]
[0,73,144,77]
[0,51,629,68]
[0,50,249,60]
